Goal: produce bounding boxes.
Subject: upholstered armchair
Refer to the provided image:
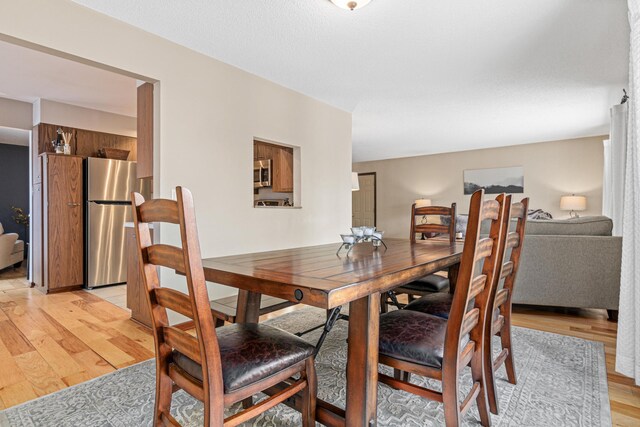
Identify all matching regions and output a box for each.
[0,223,24,270]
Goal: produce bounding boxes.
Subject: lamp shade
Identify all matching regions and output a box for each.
[330,0,372,10]
[351,172,360,191]
[414,198,432,208]
[560,195,587,211]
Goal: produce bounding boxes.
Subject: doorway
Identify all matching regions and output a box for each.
[0,130,30,287]
[352,172,376,227]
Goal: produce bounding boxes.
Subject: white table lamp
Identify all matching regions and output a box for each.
[414,198,432,208]
[560,195,586,218]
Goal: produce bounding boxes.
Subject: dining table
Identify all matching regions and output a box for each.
[201,237,464,427]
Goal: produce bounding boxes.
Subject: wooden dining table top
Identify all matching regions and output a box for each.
[201,238,464,310]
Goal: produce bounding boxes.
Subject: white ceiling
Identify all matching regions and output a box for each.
[71,0,629,161]
[0,127,30,146]
[0,40,136,117]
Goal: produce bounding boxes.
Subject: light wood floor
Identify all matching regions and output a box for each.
[0,268,638,426]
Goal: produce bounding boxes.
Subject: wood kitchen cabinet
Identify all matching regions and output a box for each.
[272,147,294,192]
[253,140,294,193]
[32,153,84,293]
[126,226,152,327]
[137,82,154,178]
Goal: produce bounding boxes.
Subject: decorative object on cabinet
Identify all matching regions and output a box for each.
[97,147,130,160]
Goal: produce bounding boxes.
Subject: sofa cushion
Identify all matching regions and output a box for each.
[479,215,613,237]
[525,216,612,236]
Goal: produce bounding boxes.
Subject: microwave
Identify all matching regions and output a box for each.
[253,159,272,188]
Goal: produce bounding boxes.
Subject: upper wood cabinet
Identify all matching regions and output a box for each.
[253,140,294,193]
[137,82,154,178]
[272,147,294,192]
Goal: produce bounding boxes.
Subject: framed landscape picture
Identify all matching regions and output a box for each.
[463,166,524,194]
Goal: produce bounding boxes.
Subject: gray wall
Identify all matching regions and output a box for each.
[0,143,29,245]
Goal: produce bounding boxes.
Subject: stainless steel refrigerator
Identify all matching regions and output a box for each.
[85,157,148,289]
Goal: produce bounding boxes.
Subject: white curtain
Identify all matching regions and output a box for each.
[616,0,640,386]
[603,104,628,236]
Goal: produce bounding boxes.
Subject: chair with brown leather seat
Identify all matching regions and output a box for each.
[381,202,457,312]
[131,186,317,426]
[482,197,529,414]
[404,197,529,415]
[377,190,508,426]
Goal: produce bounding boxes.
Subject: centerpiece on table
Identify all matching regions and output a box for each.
[337,226,386,255]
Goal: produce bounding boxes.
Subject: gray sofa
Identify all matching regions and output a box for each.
[509,216,621,317]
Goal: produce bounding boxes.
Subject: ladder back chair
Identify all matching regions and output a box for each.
[382,202,458,312]
[131,187,317,427]
[482,197,529,414]
[377,190,508,426]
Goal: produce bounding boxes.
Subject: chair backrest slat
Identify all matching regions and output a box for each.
[138,199,181,224]
[505,232,520,249]
[410,202,457,244]
[163,326,202,364]
[147,244,187,273]
[500,261,514,280]
[460,308,480,337]
[154,287,195,320]
[474,238,494,262]
[468,274,487,300]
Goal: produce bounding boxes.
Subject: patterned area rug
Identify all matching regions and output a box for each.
[0,308,611,426]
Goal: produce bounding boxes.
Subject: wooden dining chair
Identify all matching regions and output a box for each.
[381,202,457,312]
[482,197,529,414]
[403,197,529,415]
[131,186,317,426]
[377,190,508,426]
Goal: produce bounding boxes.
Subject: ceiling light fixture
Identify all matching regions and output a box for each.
[330,0,372,11]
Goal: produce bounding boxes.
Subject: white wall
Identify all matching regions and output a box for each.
[354,136,605,239]
[0,97,32,130]
[33,99,136,137]
[1,0,352,300]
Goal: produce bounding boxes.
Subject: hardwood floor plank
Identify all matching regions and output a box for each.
[61,372,93,387]
[30,335,84,378]
[71,349,115,378]
[82,337,136,368]
[0,337,26,389]
[108,335,154,364]
[13,351,67,397]
[0,381,37,408]
[0,319,36,356]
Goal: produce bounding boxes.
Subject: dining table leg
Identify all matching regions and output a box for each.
[236,289,261,323]
[236,289,262,409]
[448,262,460,294]
[345,293,380,426]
